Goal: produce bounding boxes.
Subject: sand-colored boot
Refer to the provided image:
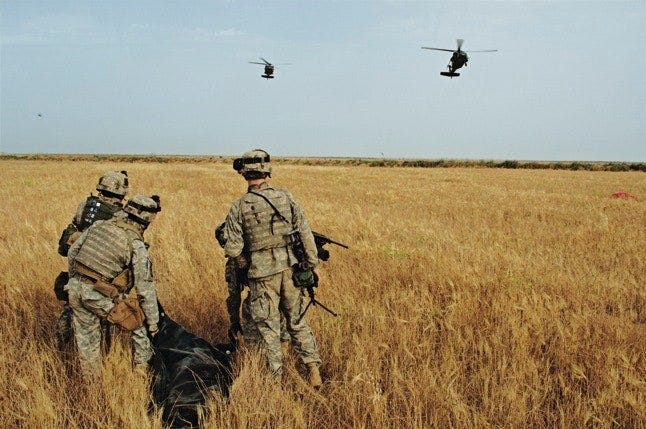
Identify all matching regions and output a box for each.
[307,362,322,389]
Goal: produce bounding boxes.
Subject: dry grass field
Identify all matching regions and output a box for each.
[0,159,644,428]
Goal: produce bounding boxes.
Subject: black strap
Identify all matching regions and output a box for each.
[128,200,161,213]
[248,191,290,224]
[241,155,270,165]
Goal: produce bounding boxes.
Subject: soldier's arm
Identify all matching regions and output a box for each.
[288,192,319,268]
[223,203,245,260]
[131,239,160,328]
[225,258,242,325]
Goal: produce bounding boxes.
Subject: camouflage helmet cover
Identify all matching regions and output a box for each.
[233,149,271,175]
[124,195,161,224]
[96,170,129,198]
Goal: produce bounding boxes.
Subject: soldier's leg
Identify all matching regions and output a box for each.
[279,270,321,366]
[248,274,283,376]
[67,279,107,376]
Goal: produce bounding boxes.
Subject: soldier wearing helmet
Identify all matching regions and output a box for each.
[66,194,162,377]
[54,171,130,353]
[221,149,323,388]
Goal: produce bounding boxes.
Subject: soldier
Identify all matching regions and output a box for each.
[66,195,161,377]
[55,171,129,351]
[221,149,322,388]
[215,222,291,350]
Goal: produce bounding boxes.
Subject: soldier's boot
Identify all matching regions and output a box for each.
[306,362,322,389]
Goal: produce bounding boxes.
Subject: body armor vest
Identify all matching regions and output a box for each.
[241,188,293,252]
[78,195,122,230]
[72,220,142,281]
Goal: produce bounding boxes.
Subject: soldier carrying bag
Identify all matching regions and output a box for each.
[73,262,145,331]
[107,297,145,331]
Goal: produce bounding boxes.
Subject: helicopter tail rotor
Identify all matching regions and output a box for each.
[457,38,464,51]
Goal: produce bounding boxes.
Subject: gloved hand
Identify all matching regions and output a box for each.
[148,323,159,337]
[228,322,242,344]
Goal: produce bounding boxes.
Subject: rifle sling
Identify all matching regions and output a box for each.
[248,191,290,225]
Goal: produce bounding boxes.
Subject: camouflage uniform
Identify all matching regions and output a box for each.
[67,195,160,376]
[55,171,129,351]
[217,224,290,347]
[223,181,321,377]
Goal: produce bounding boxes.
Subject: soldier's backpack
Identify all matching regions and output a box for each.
[57,195,123,256]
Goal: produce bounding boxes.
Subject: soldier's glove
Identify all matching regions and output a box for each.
[148,323,159,337]
[228,322,243,344]
[293,267,318,289]
[215,222,227,248]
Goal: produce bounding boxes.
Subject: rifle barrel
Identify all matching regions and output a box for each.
[312,232,349,249]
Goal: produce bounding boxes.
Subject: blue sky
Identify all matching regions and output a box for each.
[1,1,644,161]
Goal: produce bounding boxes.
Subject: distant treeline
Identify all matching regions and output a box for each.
[1,154,644,172]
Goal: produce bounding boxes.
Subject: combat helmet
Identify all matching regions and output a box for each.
[124,195,161,225]
[233,149,271,177]
[96,170,129,199]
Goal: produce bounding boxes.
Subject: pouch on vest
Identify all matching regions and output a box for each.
[112,268,132,292]
[93,279,120,299]
[57,224,79,256]
[107,297,145,331]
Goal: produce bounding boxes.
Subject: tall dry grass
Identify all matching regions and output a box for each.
[0,159,644,428]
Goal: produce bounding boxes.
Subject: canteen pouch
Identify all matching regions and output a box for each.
[107,297,145,331]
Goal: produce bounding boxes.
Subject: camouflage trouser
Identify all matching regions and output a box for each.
[241,294,290,346]
[67,277,152,376]
[248,269,321,376]
[225,259,289,347]
[55,303,112,352]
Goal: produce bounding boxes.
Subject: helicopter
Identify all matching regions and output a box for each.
[421,39,497,78]
[249,57,291,79]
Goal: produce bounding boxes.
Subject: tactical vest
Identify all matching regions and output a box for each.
[241,188,293,252]
[72,219,143,282]
[78,195,123,230]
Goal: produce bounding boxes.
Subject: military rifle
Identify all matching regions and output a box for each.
[287,230,348,323]
[313,231,349,261]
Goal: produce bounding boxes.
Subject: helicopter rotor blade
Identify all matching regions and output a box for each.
[249,62,266,65]
[465,49,498,53]
[259,57,272,65]
[421,47,454,52]
[457,39,464,50]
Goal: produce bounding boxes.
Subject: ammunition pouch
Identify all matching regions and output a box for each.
[93,279,121,299]
[57,224,80,256]
[107,297,145,331]
[53,271,70,301]
[292,267,318,289]
[73,262,132,299]
[112,269,132,291]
